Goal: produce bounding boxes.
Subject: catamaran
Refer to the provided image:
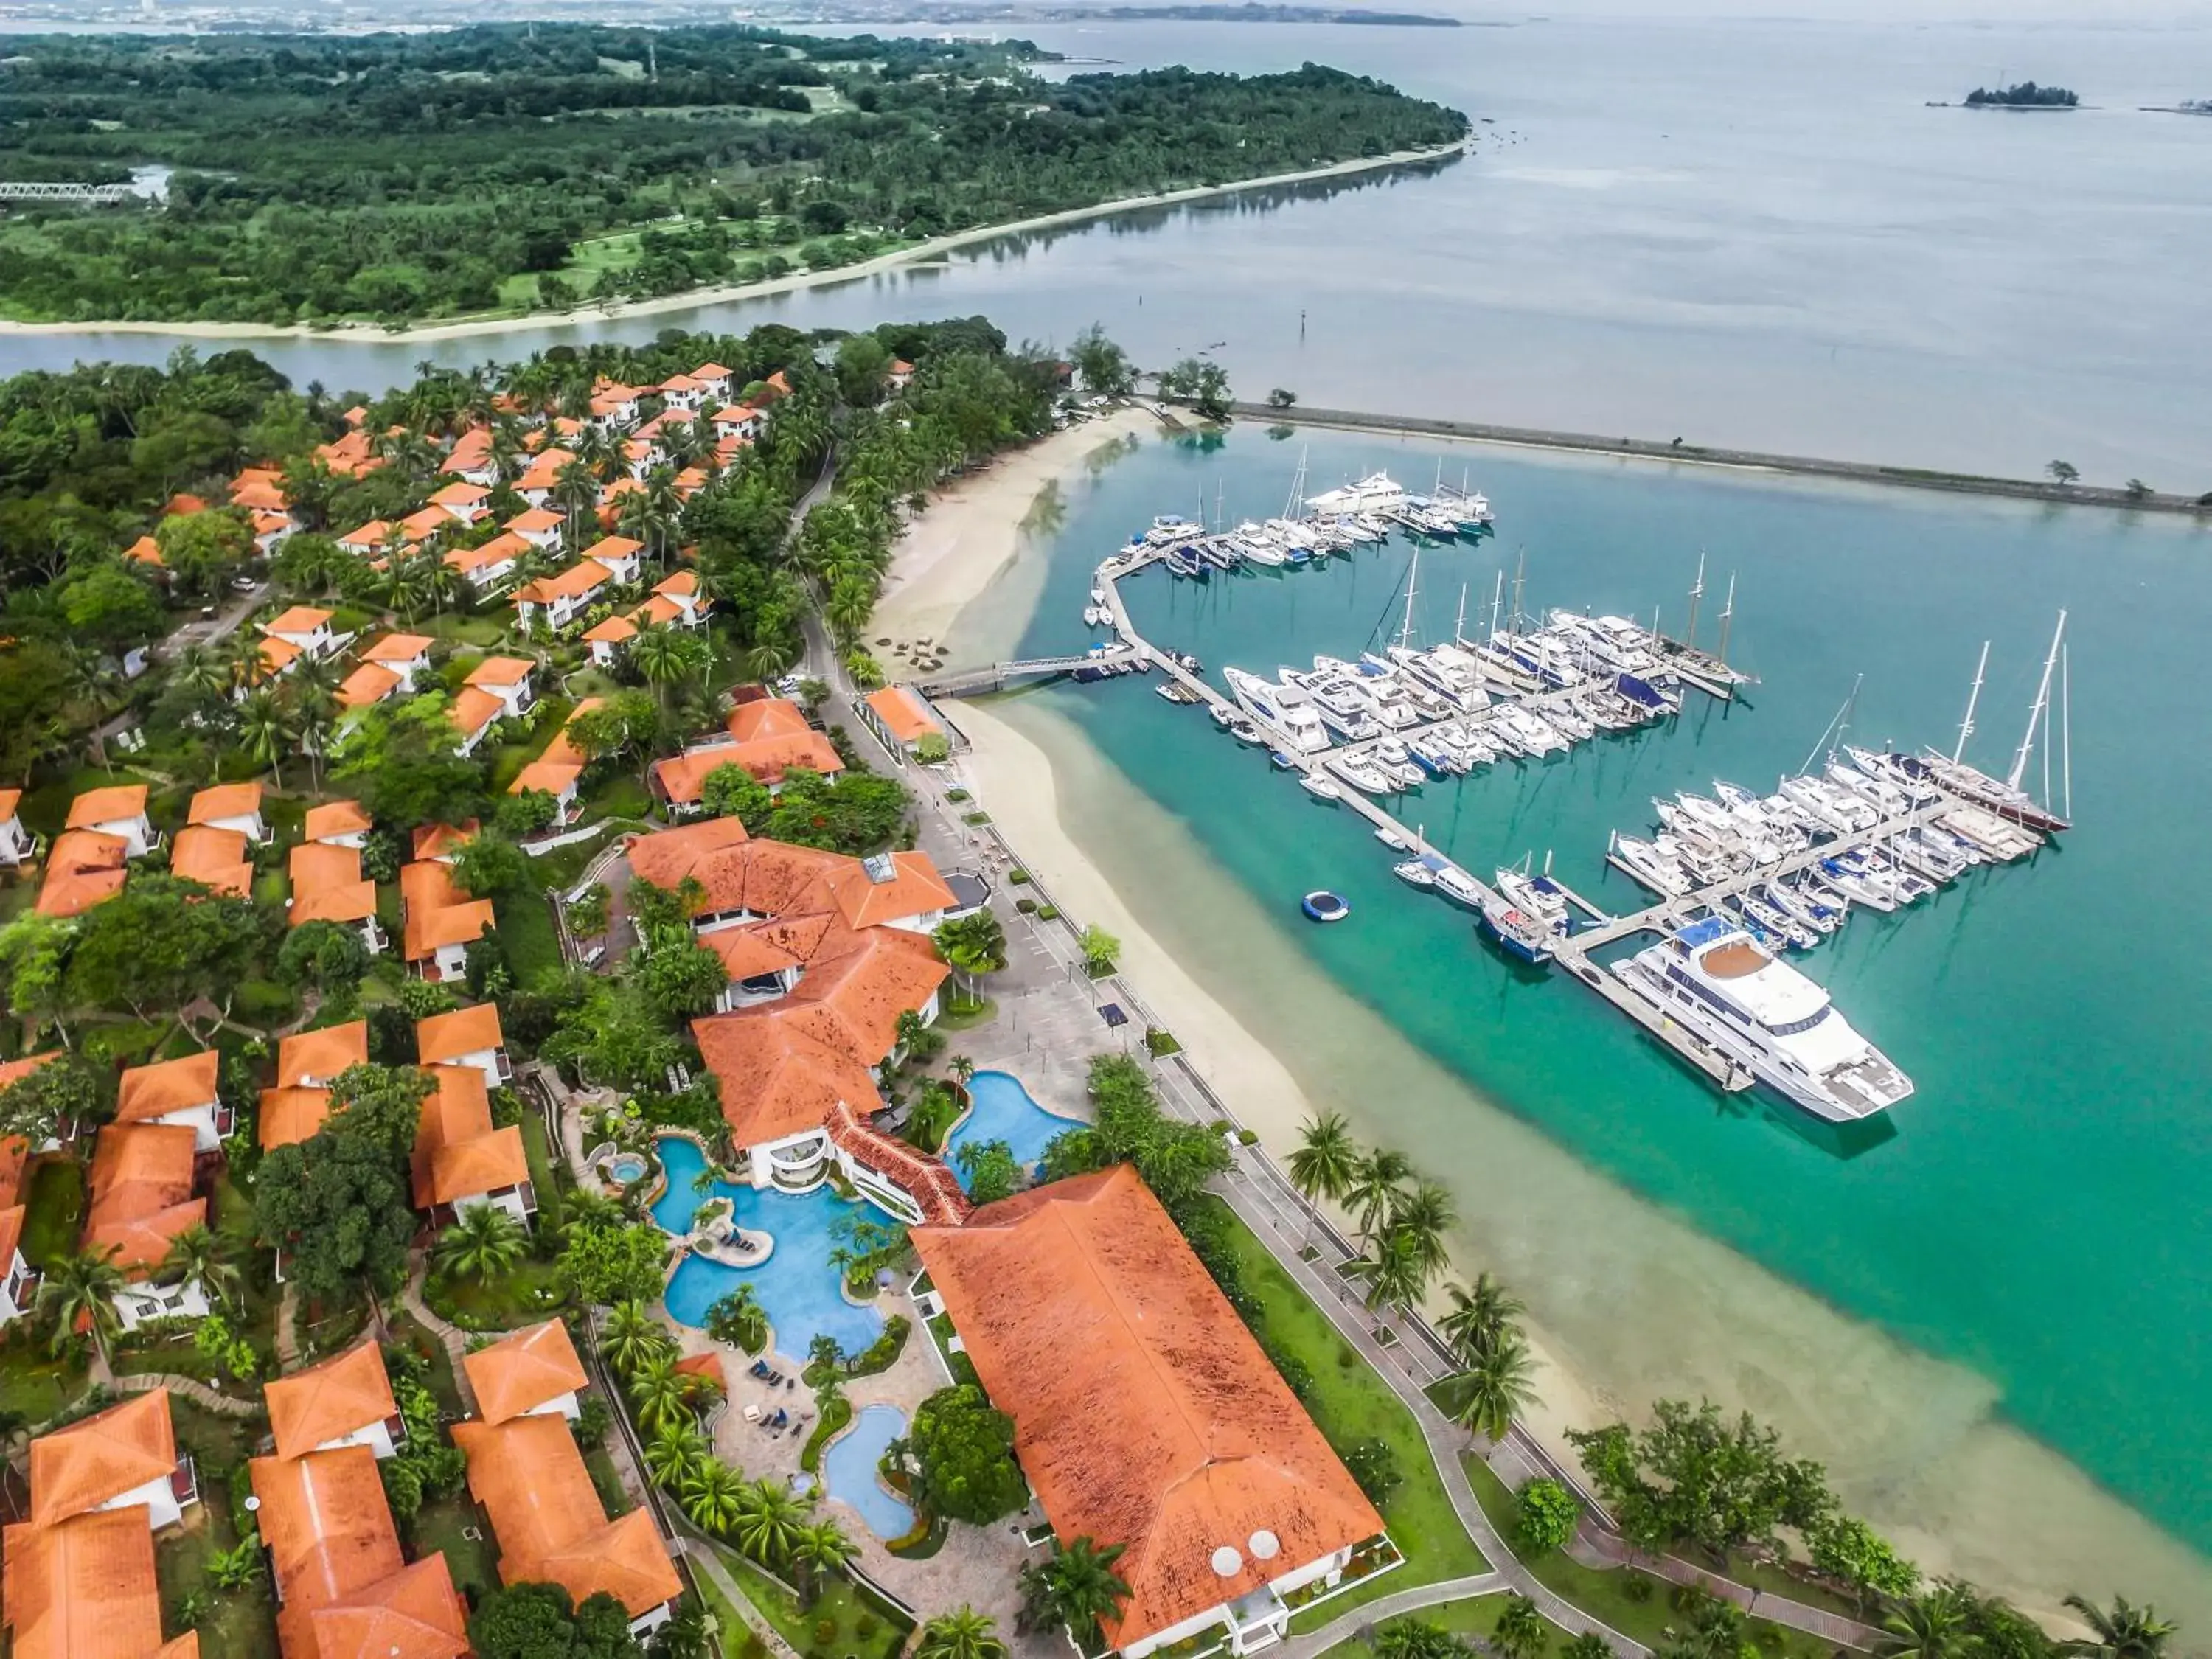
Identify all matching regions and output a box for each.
[1614,917,1914,1121]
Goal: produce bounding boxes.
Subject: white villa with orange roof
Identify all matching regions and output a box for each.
[860,684,947,765]
[580,533,645,585]
[304,799,372,848]
[262,605,340,662]
[0,788,38,865]
[446,530,529,591]
[514,560,613,631]
[504,507,565,550]
[114,1051,230,1152]
[187,780,269,843]
[336,520,402,558]
[416,1004,512,1091]
[66,783,158,858]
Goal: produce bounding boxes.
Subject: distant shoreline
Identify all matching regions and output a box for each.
[1230,402,2210,517]
[0,142,1466,347]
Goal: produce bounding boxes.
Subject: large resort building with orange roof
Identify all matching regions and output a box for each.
[915,1166,1394,1658]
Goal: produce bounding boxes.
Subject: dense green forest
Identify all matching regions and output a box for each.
[1963,82,2079,107]
[0,24,1466,326]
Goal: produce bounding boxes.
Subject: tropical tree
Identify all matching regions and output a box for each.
[237,686,298,787]
[1562,1634,1615,1659]
[706,1285,768,1355]
[1349,1226,1425,1324]
[599,1298,675,1377]
[2059,1596,2177,1659]
[1287,1110,1358,1241]
[646,1416,709,1490]
[732,1477,810,1567]
[948,1054,975,1089]
[1878,1592,1977,1659]
[679,1455,748,1535]
[1440,1272,1525,1365]
[1388,1179,1456,1290]
[433,1203,527,1283]
[35,1248,125,1362]
[1018,1536,1131,1641]
[917,1607,1007,1659]
[629,622,708,719]
[158,1223,240,1310]
[1492,1593,1548,1659]
[627,1351,700,1433]
[745,638,796,684]
[1345,1147,1413,1248]
[788,1518,860,1601]
[1441,1331,1540,1442]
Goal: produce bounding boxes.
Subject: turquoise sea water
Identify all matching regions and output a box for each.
[1006,428,2212,1558]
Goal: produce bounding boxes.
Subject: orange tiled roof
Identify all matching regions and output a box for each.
[691,1013,880,1150]
[651,730,842,804]
[0,1204,25,1270]
[1,1132,30,1211]
[863,684,943,744]
[361,633,433,665]
[337,521,394,552]
[694,361,732,380]
[258,1088,333,1151]
[450,687,504,739]
[624,817,751,888]
[404,898,493,963]
[114,1051,218,1124]
[504,508,564,536]
[414,1004,503,1066]
[465,656,534,689]
[82,1126,203,1276]
[822,849,956,933]
[305,801,373,843]
[653,570,699,600]
[582,614,638,646]
[463,1320,588,1425]
[288,841,363,900]
[411,823,478,863]
[726,697,809,745]
[292,881,378,930]
[581,534,643,566]
[781,924,948,1064]
[187,782,262,824]
[66,785,147,830]
[170,826,251,897]
[398,508,448,541]
[27,1391,178,1526]
[0,787,19,821]
[338,662,403,711]
[452,1413,680,1617]
[263,606,333,638]
[445,534,527,577]
[515,561,610,605]
[265,1343,398,1461]
[0,1506,166,1659]
[124,534,165,568]
[917,1168,1385,1648]
[426,1124,528,1208]
[279,1022,369,1088]
[672,1351,724,1391]
[428,482,487,509]
[699,925,804,984]
[37,833,127,919]
[297,1556,467,1659]
[400,858,459,915]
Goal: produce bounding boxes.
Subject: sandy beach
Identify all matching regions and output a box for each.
[0,145,1461,345]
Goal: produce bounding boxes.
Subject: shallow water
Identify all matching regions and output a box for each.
[978,425,2212,1614]
[821,1403,918,1540]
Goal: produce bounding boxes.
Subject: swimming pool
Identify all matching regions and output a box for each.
[820,1404,915,1540]
[943,1071,1085,1193]
[605,1152,648,1184]
[652,1138,886,1361]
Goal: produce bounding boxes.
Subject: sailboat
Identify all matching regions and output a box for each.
[1893,614,2073,832]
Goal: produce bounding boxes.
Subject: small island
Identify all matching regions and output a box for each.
[1963,81,2079,108]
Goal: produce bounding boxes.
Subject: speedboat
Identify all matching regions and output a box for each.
[1614,918,1913,1120]
[1432,864,1486,911]
[1228,719,1264,746]
[1393,858,1439,889]
[1299,773,1341,802]
[1326,756,1398,796]
[1226,668,1331,754]
[1610,835,1692,897]
[1764,877,1842,934]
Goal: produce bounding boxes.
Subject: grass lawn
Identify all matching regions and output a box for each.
[1460,1456,1837,1659]
[586,773,654,820]
[697,1571,769,1659]
[0,1335,91,1425]
[21,1156,86,1266]
[426,1257,570,1332]
[519,1115,565,1231]
[1203,1200,1486,1630]
[158,1503,279,1659]
[388,1311,467,1416]
[933,995,998,1032]
[583,1437,630,1514]
[413,1486,502,1601]
[1314,1592,1537,1659]
[495,886,565,984]
[715,1546,911,1659]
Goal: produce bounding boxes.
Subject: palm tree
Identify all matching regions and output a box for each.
[947,1054,975,1089]
[1560,1634,1614,1659]
[629,622,695,718]
[627,1352,700,1433]
[841,649,883,690]
[706,1284,768,1354]
[434,1204,526,1282]
[288,655,343,790]
[745,638,795,684]
[1492,1593,1548,1659]
[646,1416,709,1490]
[917,1607,1006,1659]
[36,1248,125,1364]
[788,1518,860,1601]
[1879,1588,1978,1659]
[1018,1537,1130,1641]
[680,1455,749,1535]
[1344,1147,1413,1248]
[1349,1227,1425,1324]
[1287,1110,1358,1244]
[1440,1330,1540,1443]
[1388,1178,1456,1291]
[159,1224,240,1311]
[1439,1273,1525,1366]
[173,643,232,703]
[732,1478,810,1568]
[237,687,297,787]
[2060,1596,2177,1659]
[600,1298,675,1377]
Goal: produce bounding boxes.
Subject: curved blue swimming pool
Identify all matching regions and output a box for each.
[652,1137,885,1361]
[821,1403,915,1539]
[943,1071,1085,1194]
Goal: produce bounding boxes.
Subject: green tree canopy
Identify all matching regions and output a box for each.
[334,693,485,830]
[470,1582,644,1659]
[560,1220,672,1306]
[1567,1399,1833,1563]
[905,1383,1028,1525]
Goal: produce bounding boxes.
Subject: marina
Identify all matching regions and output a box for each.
[1057,472,2073,1125]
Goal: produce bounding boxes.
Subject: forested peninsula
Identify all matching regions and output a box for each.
[0,25,1467,328]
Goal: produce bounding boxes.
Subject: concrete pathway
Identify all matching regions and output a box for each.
[674,1537,805,1659]
[1279,1574,1506,1659]
[399,1260,478,1413]
[112,1371,261,1418]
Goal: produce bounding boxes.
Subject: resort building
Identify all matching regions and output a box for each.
[114,1051,230,1152]
[914,1167,1391,1659]
[428,480,490,524]
[305,799,373,848]
[623,818,967,1224]
[647,697,844,811]
[264,1340,405,1461]
[505,507,565,551]
[24,1391,198,1532]
[262,606,340,662]
[343,633,437,709]
[185,781,268,843]
[83,1124,210,1330]
[453,1411,681,1639]
[1,1124,35,1321]
[279,1020,369,1090]
[444,426,499,487]
[509,698,600,824]
[411,1065,532,1226]
[859,685,947,766]
[465,655,538,718]
[464,1319,587,1425]
[414,1003,512,1089]
[446,532,529,591]
[35,832,128,918]
[66,783,157,857]
[170,826,253,898]
[337,521,400,558]
[288,841,386,954]
[513,448,574,509]
[0,788,34,864]
[400,860,495,983]
[513,559,614,632]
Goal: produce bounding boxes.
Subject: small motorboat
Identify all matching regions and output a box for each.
[1374,827,1412,852]
[1392,859,1438,889]
[1301,890,1352,922]
[1270,751,1300,771]
[1299,774,1341,802]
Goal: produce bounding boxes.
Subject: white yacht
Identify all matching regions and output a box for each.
[1225,667,1330,754]
[1307,471,1408,518]
[1615,918,1914,1121]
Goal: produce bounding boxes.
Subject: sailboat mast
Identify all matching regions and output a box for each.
[1717,572,1736,667]
[1398,549,1422,651]
[1489,569,1505,641]
[1684,552,1705,650]
[2006,610,2067,793]
[2060,644,2073,822]
[1510,549,1526,639]
[1952,640,1989,764]
[1455,583,1468,644]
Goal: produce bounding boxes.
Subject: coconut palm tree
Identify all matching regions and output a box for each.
[1018,1536,1130,1641]
[2059,1597,2177,1659]
[36,1248,125,1363]
[788,1518,860,1601]
[706,1284,769,1354]
[680,1455,748,1535]
[629,622,697,719]
[745,638,795,685]
[1287,1110,1358,1243]
[159,1224,240,1311]
[1387,1178,1456,1291]
[237,688,298,788]
[646,1416,709,1490]
[173,642,232,704]
[1349,1227,1425,1324]
[732,1478,810,1568]
[600,1298,675,1377]
[627,1352,700,1433]
[1344,1147,1413,1249]
[842,649,884,690]
[434,1203,527,1282]
[1492,1593,1548,1659]
[1878,1587,1977,1659]
[917,1607,1006,1659]
[1439,1330,1539,1443]
[947,1054,975,1089]
[1560,1633,1613,1659]
[288,655,343,790]
[1439,1273,1525,1366]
